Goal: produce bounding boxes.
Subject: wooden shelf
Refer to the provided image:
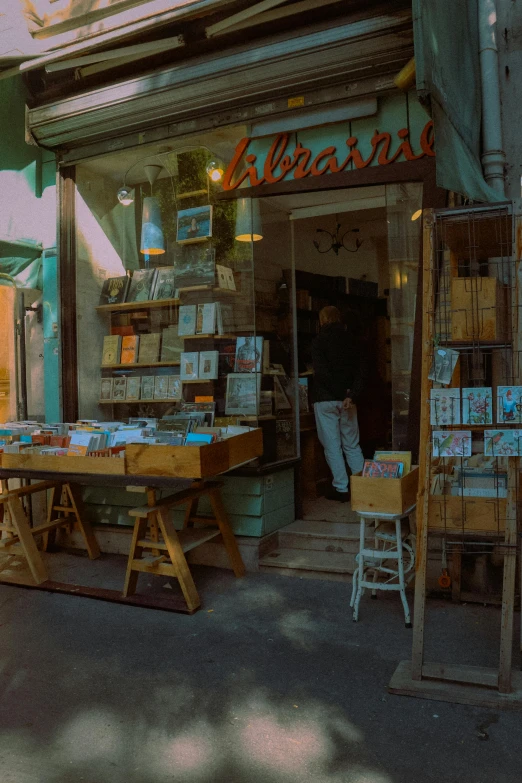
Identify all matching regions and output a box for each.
[96,298,180,313]
[181,379,215,384]
[101,362,180,369]
[178,286,240,296]
[98,398,181,404]
[182,334,236,340]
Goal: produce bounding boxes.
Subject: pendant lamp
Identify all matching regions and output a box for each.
[235,197,263,242]
[140,165,165,255]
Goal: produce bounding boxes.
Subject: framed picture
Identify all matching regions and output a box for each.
[235,336,263,373]
[177,205,213,244]
[100,378,113,401]
[173,245,216,289]
[126,376,141,401]
[167,376,182,400]
[225,372,261,415]
[112,377,127,401]
[180,352,199,381]
[199,351,219,380]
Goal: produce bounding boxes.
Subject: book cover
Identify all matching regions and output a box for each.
[67,431,94,456]
[497,386,522,423]
[152,267,176,300]
[225,373,261,415]
[178,305,197,336]
[276,418,295,460]
[167,376,182,400]
[274,374,292,412]
[219,340,236,375]
[102,335,122,366]
[428,347,459,386]
[430,388,461,426]
[141,376,155,400]
[216,264,229,289]
[112,377,127,401]
[99,276,129,306]
[180,352,199,380]
[235,336,263,373]
[199,350,219,380]
[374,451,412,474]
[126,269,157,303]
[196,304,204,334]
[432,431,472,457]
[484,429,522,456]
[154,376,169,400]
[120,335,139,364]
[138,333,161,364]
[180,401,215,426]
[176,205,213,244]
[200,303,217,335]
[462,387,493,425]
[173,244,216,288]
[186,432,214,445]
[225,267,236,291]
[362,460,403,478]
[100,378,113,401]
[160,327,183,363]
[126,376,141,401]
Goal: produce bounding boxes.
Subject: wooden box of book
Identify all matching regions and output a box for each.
[350,467,419,515]
[451,277,509,342]
[428,496,506,534]
[0,452,126,476]
[225,428,263,469]
[126,441,230,478]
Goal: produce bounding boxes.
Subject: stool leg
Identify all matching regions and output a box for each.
[157,509,200,612]
[350,566,358,608]
[353,517,366,622]
[396,518,411,627]
[371,528,380,598]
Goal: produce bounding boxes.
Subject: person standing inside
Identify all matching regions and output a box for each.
[311,306,365,502]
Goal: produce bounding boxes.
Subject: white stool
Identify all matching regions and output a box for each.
[350,505,416,627]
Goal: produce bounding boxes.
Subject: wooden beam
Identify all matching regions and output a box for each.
[206,0,289,37]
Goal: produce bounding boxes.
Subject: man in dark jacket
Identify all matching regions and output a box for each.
[311,306,365,502]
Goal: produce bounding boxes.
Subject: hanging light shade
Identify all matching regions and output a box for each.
[140,196,165,255]
[235,197,263,242]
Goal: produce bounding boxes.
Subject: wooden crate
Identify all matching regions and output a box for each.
[126,441,230,478]
[451,278,508,342]
[226,428,263,469]
[0,453,126,475]
[428,495,506,533]
[350,467,419,515]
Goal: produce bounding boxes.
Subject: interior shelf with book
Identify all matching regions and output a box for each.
[75,149,299,468]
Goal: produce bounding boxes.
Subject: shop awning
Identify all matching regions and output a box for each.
[27,9,414,152]
[413,0,501,202]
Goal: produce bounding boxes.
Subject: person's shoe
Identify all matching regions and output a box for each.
[330,489,350,503]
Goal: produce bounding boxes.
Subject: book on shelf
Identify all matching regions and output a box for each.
[67,431,95,456]
[152,267,177,300]
[199,350,219,380]
[112,377,127,401]
[99,276,130,306]
[225,373,261,415]
[174,244,216,287]
[138,333,161,363]
[160,327,183,363]
[120,335,139,364]
[216,264,229,290]
[180,401,216,426]
[362,460,403,478]
[196,303,217,335]
[126,376,141,401]
[167,375,182,400]
[102,335,122,366]
[154,376,170,400]
[374,451,412,474]
[235,336,263,373]
[140,376,155,399]
[100,378,113,401]
[225,267,236,291]
[276,418,295,460]
[178,305,197,336]
[273,374,292,412]
[180,352,199,380]
[126,269,157,303]
[186,432,214,445]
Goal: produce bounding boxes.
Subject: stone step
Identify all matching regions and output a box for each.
[278,520,372,553]
[259,547,356,582]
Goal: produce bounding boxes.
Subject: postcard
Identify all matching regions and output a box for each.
[225,373,261,415]
[484,429,522,456]
[428,347,459,386]
[497,386,522,424]
[432,431,472,457]
[462,387,493,425]
[177,205,213,244]
[430,388,461,425]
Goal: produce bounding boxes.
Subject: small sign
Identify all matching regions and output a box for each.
[288,96,305,108]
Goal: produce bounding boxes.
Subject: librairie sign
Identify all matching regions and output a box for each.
[223,120,434,191]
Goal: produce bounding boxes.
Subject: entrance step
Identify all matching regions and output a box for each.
[278,520,372,553]
[259,547,357,582]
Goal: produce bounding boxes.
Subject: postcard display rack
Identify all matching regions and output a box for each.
[389,204,522,708]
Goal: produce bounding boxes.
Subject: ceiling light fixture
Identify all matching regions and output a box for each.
[313,221,363,255]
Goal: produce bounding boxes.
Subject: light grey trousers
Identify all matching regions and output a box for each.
[314,401,365,492]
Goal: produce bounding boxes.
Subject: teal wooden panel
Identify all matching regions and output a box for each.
[264,483,294,514]
[295,122,352,168]
[350,92,408,167]
[221,476,264,496]
[262,504,295,536]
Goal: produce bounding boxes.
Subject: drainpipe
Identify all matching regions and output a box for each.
[478,0,506,197]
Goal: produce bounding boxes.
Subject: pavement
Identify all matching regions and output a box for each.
[0,566,520,783]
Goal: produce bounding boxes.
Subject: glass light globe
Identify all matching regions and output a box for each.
[206,160,224,182]
[117,185,134,206]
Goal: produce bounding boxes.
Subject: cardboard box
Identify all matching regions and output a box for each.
[451,277,508,342]
[350,466,419,515]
